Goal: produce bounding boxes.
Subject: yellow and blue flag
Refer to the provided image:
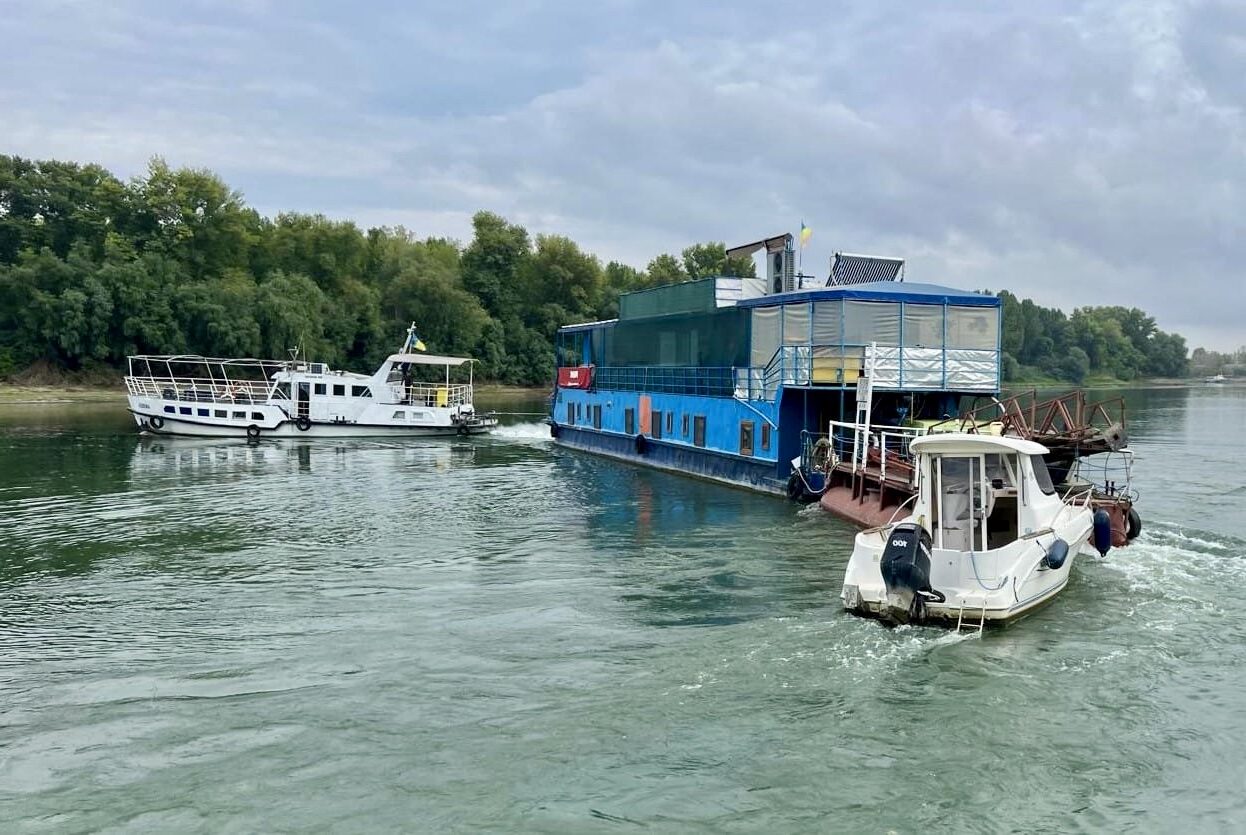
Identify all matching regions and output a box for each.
[800,221,812,249]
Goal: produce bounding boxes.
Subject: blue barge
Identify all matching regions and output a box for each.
[549,236,1002,498]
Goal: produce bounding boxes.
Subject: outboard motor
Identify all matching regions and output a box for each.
[879,523,940,625]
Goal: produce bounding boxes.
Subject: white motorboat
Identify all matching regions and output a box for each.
[124,325,498,439]
[840,433,1112,628]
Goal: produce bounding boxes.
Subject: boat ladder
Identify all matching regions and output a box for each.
[955,598,988,636]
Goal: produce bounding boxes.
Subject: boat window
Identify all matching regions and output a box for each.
[566,404,574,425]
[214,409,226,418]
[693,416,706,448]
[682,414,689,437]
[232,411,245,420]
[163,405,175,414]
[1031,455,1057,495]
[761,423,771,452]
[314,383,327,395]
[651,410,663,439]
[333,384,345,396]
[984,453,1015,488]
[179,407,191,415]
[196,408,208,416]
[576,403,582,421]
[625,408,636,435]
[392,410,406,420]
[251,411,263,421]
[593,404,602,430]
[351,386,372,398]
[740,421,754,456]
[665,412,673,434]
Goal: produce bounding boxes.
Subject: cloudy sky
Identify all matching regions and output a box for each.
[2,0,1243,349]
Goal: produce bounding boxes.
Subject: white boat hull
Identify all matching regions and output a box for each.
[841,512,1097,626]
[129,403,495,439]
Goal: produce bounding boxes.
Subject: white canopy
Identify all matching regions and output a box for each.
[386,353,474,367]
[910,433,1049,456]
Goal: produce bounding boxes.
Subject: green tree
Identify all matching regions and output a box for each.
[461,211,530,317]
[644,253,686,287]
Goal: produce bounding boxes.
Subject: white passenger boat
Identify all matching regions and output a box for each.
[840,433,1112,629]
[124,326,498,439]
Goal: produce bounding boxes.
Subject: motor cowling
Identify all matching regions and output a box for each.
[879,522,937,625]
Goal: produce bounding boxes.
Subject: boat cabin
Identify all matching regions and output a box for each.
[909,434,1063,553]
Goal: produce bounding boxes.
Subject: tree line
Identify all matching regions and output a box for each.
[0,154,1188,386]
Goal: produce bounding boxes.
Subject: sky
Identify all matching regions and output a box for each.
[2,0,1243,350]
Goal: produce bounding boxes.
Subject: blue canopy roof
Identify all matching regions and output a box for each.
[735,281,999,308]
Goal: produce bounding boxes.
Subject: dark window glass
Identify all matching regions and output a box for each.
[333,384,346,396]
[179,406,191,415]
[163,405,175,413]
[314,383,327,395]
[275,382,291,400]
[252,411,264,420]
[651,410,663,440]
[761,422,771,451]
[576,403,582,420]
[740,421,754,456]
[593,404,602,430]
[693,415,706,448]
[666,412,673,434]
[1032,455,1057,495]
[232,411,245,420]
[682,414,689,436]
[624,408,636,435]
[214,409,226,418]
[351,385,371,398]
[566,403,574,425]
[196,408,208,416]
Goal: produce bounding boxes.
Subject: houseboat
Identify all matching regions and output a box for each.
[550,233,1000,492]
[125,325,498,438]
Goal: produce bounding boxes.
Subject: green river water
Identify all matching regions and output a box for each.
[1,387,1244,832]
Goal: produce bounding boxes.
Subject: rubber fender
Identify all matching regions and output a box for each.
[149,415,164,430]
[549,422,560,438]
[1092,509,1112,556]
[786,472,804,501]
[246,424,261,439]
[635,433,647,455]
[295,415,311,432]
[1042,538,1070,570]
[1125,506,1142,541]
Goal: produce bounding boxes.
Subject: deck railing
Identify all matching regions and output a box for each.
[592,366,735,396]
[390,382,472,408]
[125,376,276,404]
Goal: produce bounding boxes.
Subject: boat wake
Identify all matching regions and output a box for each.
[491,421,553,442]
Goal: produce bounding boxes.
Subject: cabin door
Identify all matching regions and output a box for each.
[934,455,987,552]
[297,382,310,418]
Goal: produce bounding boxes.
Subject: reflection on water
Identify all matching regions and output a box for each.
[2,388,1246,831]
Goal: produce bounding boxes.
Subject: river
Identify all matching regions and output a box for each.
[1,386,1243,832]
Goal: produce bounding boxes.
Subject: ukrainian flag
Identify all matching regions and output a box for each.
[800,221,812,249]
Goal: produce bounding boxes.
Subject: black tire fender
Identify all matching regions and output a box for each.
[295,416,311,432]
[246,424,261,439]
[635,433,647,455]
[149,415,165,430]
[1126,506,1143,540]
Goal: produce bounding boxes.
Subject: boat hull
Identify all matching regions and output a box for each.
[552,424,785,495]
[841,514,1097,627]
[130,410,495,438]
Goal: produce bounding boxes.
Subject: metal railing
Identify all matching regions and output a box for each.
[390,382,472,408]
[592,366,735,396]
[125,376,276,405]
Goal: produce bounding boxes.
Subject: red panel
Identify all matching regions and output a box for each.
[557,366,593,389]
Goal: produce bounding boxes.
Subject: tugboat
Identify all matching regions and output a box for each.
[840,433,1116,628]
[124,324,498,438]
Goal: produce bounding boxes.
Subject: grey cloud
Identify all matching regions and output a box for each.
[0,0,1241,348]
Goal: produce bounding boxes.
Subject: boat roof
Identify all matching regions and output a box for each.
[386,353,473,366]
[735,280,999,309]
[909,433,1050,456]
